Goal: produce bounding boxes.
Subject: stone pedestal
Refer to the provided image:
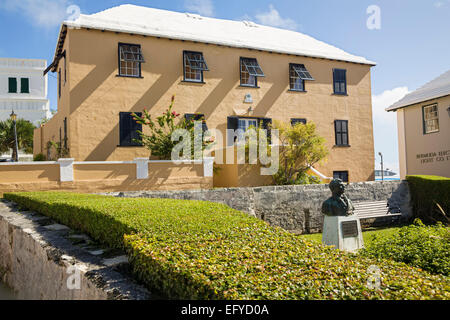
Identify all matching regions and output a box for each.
[322,215,364,252]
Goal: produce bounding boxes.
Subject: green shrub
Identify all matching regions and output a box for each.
[360,220,450,276]
[407,175,450,224]
[3,192,450,300]
[33,153,46,161]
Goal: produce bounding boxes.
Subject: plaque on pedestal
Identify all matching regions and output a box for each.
[321,179,364,252]
[322,215,364,252]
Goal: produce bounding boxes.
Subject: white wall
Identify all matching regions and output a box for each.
[0,58,51,126]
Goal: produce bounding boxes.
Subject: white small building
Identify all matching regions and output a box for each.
[0,58,51,126]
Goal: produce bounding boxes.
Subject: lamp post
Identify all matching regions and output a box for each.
[10,110,19,162]
[378,152,384,182]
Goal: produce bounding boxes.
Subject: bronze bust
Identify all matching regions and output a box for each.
[321,179,355,216]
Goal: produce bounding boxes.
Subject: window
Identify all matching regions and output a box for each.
[63,117,68,149]
[291,118,307,126]
[240,57,264,87]
[58,69,61,98]
[423,104,439,134]
[8,78,17,93]
[334,120,349,146]
[183,51,208,82]
[185,113,208,132]
[118,43,145,77]
[119,112,142,146]
[227,116,271,145]
[333,69,347,95]
[21,78,30,93]
[333,171,349,182]
[63,51,67,84]
[289,64,314,91]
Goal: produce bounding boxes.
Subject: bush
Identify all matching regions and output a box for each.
[360,220,450,276]
[3,192,450,300]
[272,121,328,185]
[33,153,46,161]
[406,175,450,224]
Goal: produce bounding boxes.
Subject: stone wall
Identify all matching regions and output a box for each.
[0,200,152,300]
[106,181,412,234]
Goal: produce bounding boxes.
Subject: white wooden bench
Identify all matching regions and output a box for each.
[353,200,402,223]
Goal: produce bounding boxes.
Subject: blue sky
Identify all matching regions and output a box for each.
[1,0,449,171]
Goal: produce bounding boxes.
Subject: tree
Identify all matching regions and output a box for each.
[0,119,35,160]
[272,120,328,185]
[132,96,214,160]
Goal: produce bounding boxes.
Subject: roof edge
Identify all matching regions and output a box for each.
[62,19,376,66]
[386,93,450,112]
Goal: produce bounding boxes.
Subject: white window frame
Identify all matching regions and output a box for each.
[423,104,439,134]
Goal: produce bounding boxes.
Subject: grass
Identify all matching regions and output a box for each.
[300,227,402,246]
[3,192,450,300]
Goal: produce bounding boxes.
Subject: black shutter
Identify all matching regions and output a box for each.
[58,69,61,98]
[21,78,29,93]
[227,116,239,145]
[119,113,131,146]
[131,112,142,145]
[8,78,17,93]
[227,116,239,130]
[260,118,272,143]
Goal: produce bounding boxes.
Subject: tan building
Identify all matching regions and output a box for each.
[387,70,450,179]
[35,5,376,184]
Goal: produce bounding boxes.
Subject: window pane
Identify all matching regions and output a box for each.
[119,44,142,76]
[242,58,264,77]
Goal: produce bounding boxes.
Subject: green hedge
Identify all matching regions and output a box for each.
[407,175,450,224]
[3,192,450,300]
[361,220,450,276]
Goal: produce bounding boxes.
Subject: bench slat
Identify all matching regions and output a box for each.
[352,200,402,220]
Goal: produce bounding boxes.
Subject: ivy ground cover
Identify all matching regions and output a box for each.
[4,192,449,300]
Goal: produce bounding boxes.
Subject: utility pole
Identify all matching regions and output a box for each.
[378,152,384,182]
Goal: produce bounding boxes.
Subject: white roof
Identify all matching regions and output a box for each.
[386,70,450,111]
[64,4,375,66]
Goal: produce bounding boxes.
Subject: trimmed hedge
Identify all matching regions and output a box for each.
[4,192,450,300]
[361,220,450,276]
[407,175,450,224]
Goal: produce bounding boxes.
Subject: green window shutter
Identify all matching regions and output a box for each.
[21,78,30,93]
[8,78,17,93]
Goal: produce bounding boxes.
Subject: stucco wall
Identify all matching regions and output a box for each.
[107,181,412,234]
[0,161,211,195]
[39,27,375,182]
[397,95,450,179]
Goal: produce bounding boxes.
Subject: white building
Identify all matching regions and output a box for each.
[0,58,51,126]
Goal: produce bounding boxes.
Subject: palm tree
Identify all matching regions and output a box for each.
[0,119,35,160]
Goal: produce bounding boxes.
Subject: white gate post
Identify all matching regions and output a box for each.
[58,158,74,182]
[134,158,149,180]
[203,157,214,177]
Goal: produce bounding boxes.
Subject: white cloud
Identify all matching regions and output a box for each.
[434,0,450,8]
[372,87,410,173]
[184,0,214,17]
[0,0,70,28]
[372,87,409,125]
[254,5,298,31]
